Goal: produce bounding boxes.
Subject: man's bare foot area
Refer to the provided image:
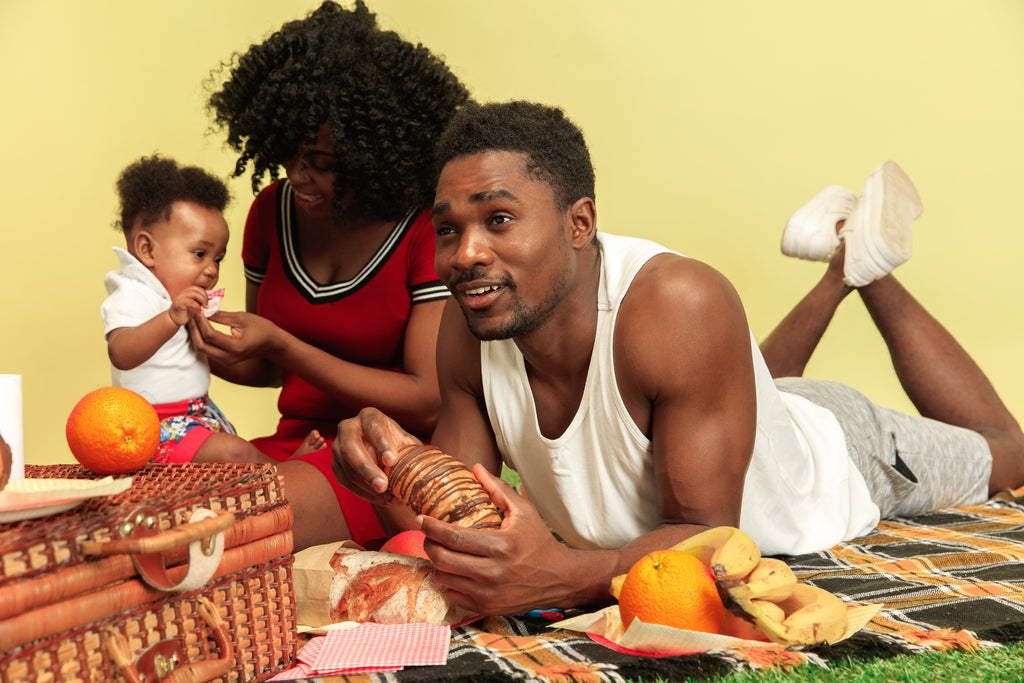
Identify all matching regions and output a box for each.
[293,429,327,457]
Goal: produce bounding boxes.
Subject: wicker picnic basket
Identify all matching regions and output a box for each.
[0,462,298,682]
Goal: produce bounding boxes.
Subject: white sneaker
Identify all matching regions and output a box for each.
[781,185,858,261]
[841,160,923,287]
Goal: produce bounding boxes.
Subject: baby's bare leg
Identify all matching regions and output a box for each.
[193,432,276,465]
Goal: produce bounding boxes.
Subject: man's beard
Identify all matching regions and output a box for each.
[460,271,571,341]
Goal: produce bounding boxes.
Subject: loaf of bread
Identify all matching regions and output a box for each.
[328,546,475,625]
[386,444,501,529]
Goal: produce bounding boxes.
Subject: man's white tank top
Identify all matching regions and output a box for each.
[481,233,879,555]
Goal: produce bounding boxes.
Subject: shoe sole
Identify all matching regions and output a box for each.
[868,160,922,264]
[843,161,922,285]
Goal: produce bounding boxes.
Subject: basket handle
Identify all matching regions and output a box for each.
[81,507,235,555]
[105,595,234,683]
[82,507,234,592]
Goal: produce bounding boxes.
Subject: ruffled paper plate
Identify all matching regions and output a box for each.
[0,476,133,523]
[299,613,481,636]
[299,622,361,636]
[554,601,882,655]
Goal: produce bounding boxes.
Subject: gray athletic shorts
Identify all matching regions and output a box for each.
[774,377,992,518]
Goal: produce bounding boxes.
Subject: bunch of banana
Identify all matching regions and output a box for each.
[609,526,848,646]
[726,580,848,646]
[724,557,798,602]
[671,525,762,581]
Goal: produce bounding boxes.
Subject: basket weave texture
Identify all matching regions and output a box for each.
[3,463,287,584]
[2,556,296,683]
[0,462,297,682]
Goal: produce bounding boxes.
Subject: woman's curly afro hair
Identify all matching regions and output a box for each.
[435,101,595,211]
[206,0,471,222]
[115,155,230,232]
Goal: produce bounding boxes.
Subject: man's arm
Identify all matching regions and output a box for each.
[429,299,504,473]
[330,297,501,504]
[611,254,757,557]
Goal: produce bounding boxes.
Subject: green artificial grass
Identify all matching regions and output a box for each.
[500,465,521,489]
[636,639,1024,682]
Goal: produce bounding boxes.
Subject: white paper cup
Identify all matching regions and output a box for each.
[0,375,25,480]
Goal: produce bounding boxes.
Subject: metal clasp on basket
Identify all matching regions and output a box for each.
[120,510,158,538]
[142,640,184,681]
[200,532,217,557]
[105,596,233,683]
[153,649,180,678]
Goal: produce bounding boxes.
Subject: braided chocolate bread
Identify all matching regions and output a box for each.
[386,444,502,529]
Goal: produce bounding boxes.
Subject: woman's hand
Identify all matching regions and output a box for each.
[189,309,280,365]
[331,407,422,506]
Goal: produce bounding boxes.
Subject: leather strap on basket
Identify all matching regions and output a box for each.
[82,506,232,592]
[105,595,234,683]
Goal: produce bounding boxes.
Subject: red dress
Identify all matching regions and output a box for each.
[242,180,448,545]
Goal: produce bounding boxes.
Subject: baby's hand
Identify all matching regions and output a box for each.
[168,287,209,326]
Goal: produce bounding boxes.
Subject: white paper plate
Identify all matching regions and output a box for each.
[0,476,133,523]
[0,497,85,523]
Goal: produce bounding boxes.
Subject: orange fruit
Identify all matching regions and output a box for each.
[380,529,430,561]
[66,387,160,474]
[618,548,725,633]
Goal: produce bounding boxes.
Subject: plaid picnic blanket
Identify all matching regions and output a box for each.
[290,486,1024,682]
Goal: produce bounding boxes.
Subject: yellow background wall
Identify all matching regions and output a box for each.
[3,1,1023,466]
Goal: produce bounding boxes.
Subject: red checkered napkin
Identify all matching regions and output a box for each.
[268,664,311,681]
[313,623,451,673]
[297,636,325,669]
[270,634,403,679]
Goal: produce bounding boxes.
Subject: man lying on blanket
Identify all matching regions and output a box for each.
[332,101,1024,617]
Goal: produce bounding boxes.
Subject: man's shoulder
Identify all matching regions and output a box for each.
[599,232,722,291]
[598,231,678,264]
[597,231,741,322]
[614,250,752,406]
[617,249,748,362]
[627,251,735,308]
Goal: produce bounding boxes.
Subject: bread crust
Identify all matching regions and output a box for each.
[328,546,476,625]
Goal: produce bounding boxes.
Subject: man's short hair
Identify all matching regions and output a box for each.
[435,101,596,211]
[115,155,230,232]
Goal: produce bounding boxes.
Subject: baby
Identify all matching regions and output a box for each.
[102,155,323,464]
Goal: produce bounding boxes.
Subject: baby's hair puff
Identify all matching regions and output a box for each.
[115,155,230,232]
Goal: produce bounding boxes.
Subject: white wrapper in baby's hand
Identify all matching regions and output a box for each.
[203,288,225,318]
